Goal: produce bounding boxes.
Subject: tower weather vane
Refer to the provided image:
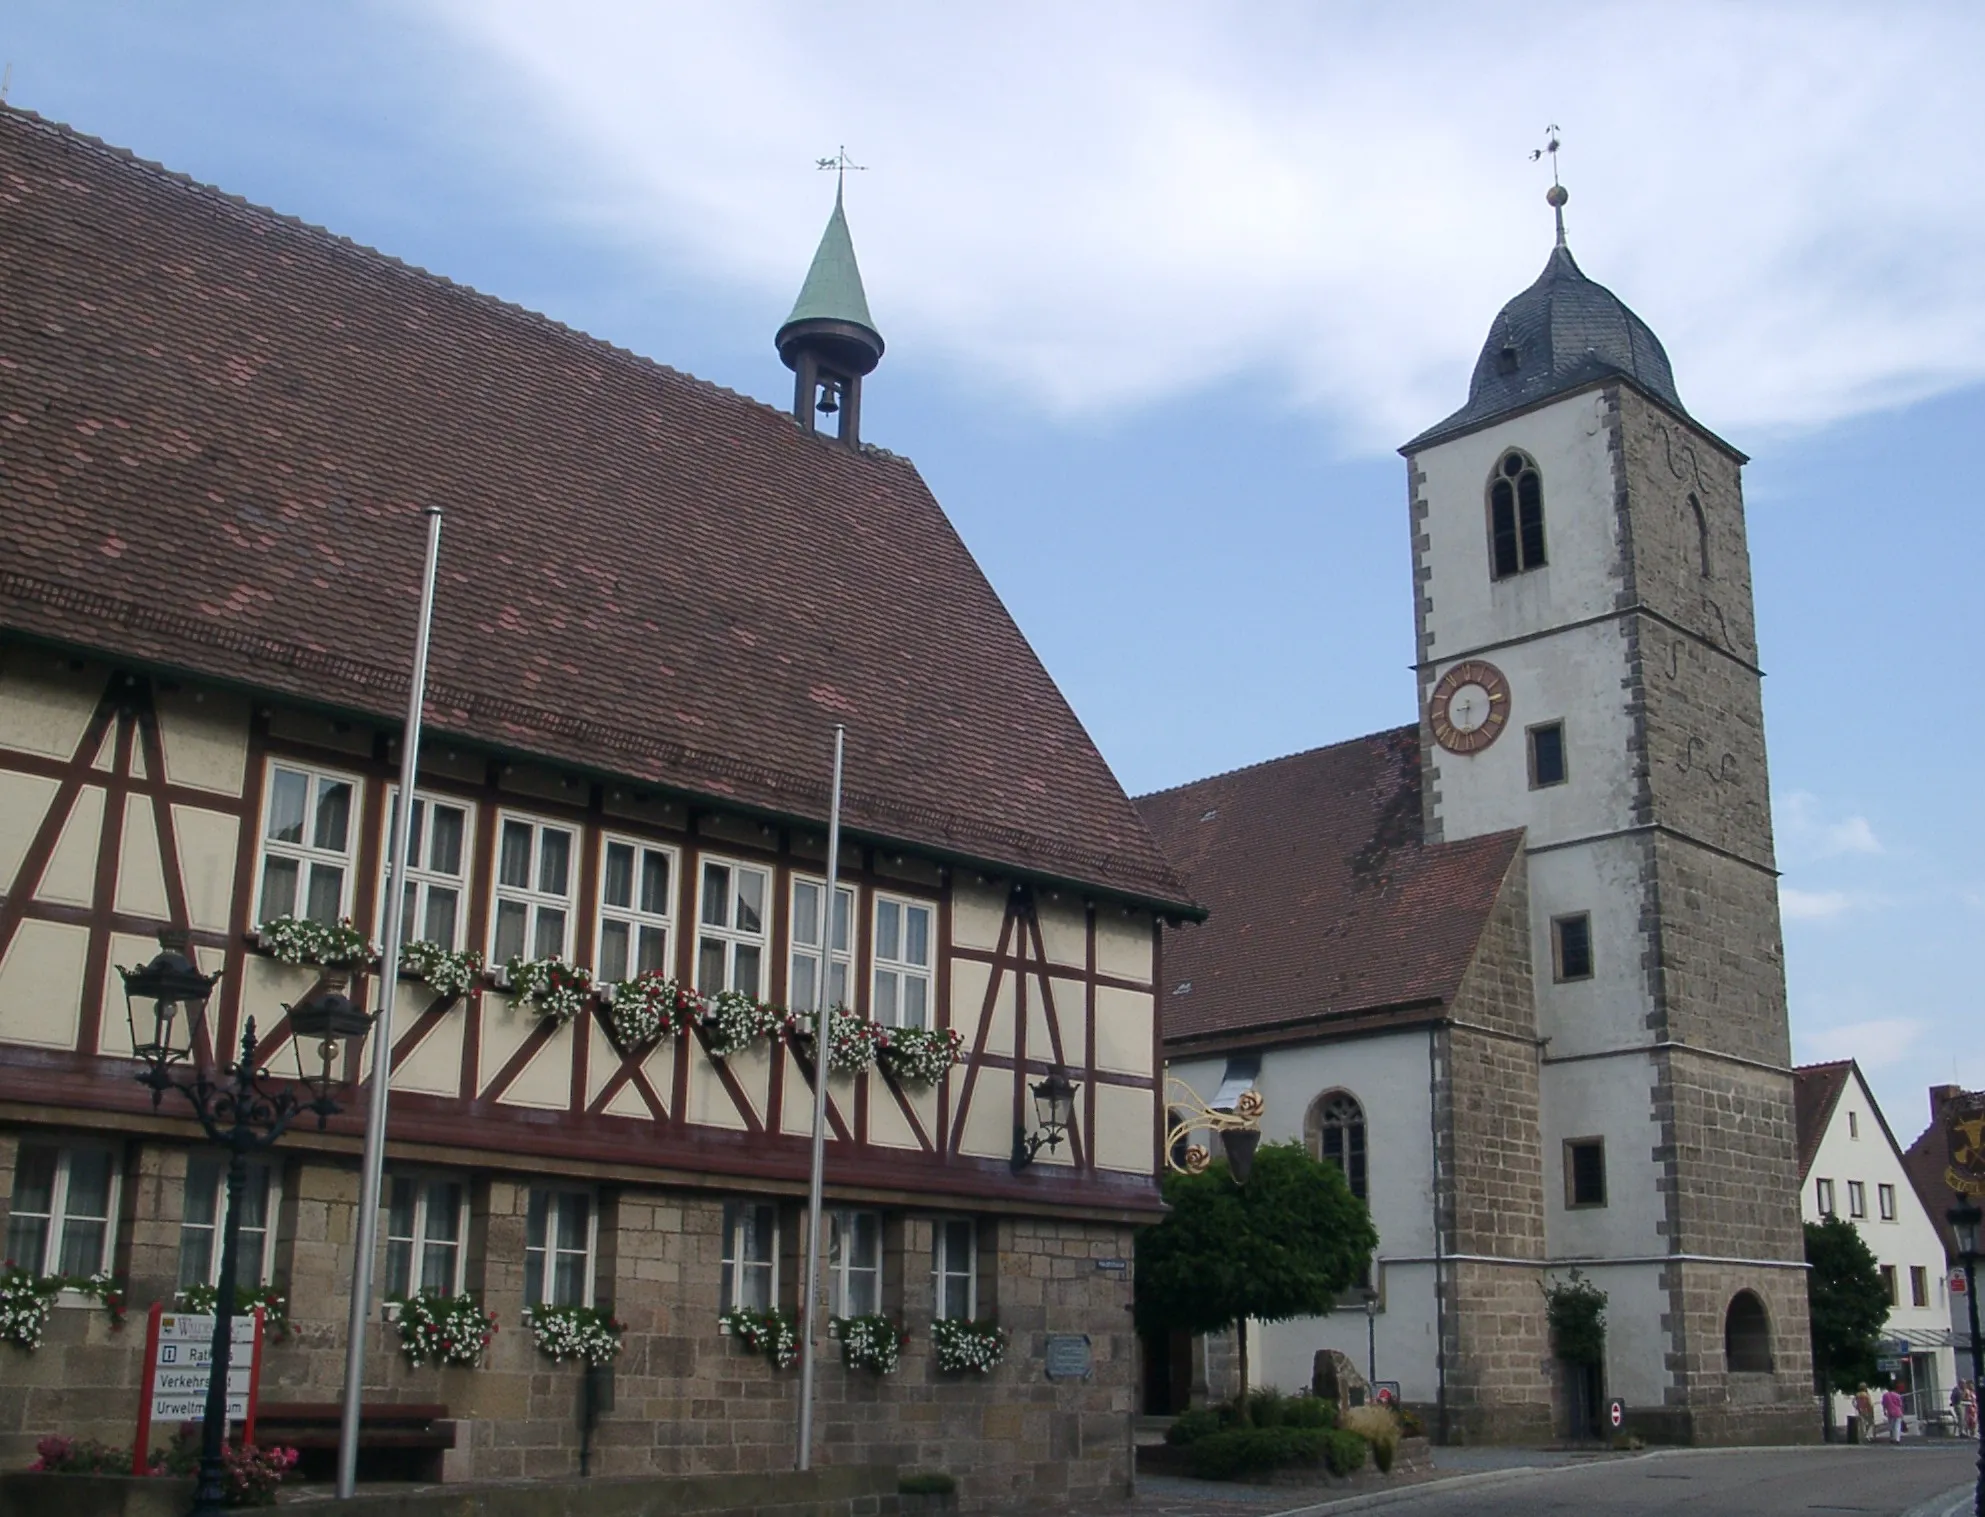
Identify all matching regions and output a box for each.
[816,146,867,193]
[1530,124,1568,246]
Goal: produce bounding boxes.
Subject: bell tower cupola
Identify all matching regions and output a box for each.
[776,180,884,446]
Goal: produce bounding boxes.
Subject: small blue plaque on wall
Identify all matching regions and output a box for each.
[1043,1333,1094,1381]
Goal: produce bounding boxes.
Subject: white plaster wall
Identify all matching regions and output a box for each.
[1525,837,1653,1056]
[1801,1068,1958,1411]
[1574,1262,1674,1408]
[1539,1056,1665,1260]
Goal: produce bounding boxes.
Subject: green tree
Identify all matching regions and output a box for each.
[1135,1140,1376,1399]
[1805,1215,1891,1399]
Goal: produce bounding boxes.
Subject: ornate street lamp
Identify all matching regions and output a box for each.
[1164,1078,1266,1184]
[1011,1066,1080,1170]
[118,936,373,1517]
[1947,1202,1982,1517]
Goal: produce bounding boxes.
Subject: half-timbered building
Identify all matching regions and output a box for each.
[0,105,1191,1498]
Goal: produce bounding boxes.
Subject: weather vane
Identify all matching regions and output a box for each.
[815,146,867,194]
[1530,124,1568,246]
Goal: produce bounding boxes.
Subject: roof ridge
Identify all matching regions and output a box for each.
[1792,1058,1855,1073]
[1136,723,1418,802]
[0,104,919,473]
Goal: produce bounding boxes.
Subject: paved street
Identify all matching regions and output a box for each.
[1245,1445,1979,1517]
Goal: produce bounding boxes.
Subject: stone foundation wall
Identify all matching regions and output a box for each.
[1662,1258,1817,1446]
[0,1129,1136,1510]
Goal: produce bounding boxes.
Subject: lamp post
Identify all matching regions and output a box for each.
[1949,1203,1983,1517]
[120,938,371,1517]
[1012,1067,1081,1170]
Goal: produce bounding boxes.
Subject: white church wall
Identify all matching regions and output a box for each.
[1539,1055,1666,1260]
[1579,1262,1674,1409]
[1525,837,1654,1057]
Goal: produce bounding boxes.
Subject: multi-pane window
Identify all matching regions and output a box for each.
[1553,913,1594,982]
[384,1175,467,1298]
[383,791,473,949]
[1816,1178,1836,1216]
[179,1157,276,1288]
[256,763,357,924]
[1565,1138,1607,1208]
[5,1143,118,1276]
[697,858,769,996]
[1880,1264,1897,1306]
[1528,721,1567,789]
[1847,1180,1867,1219]
[828,1209,883,1317]
[933,1217,976,1320]
[873,896,934,1029]
[525,1189,593,1308]
[1878,1183,1897,1222]
[789,877,854,1011]
[721,1200,777,1313]
[1911,1266,1930,1308]
[1311,1092,1367,1202]
[597,837,676,984]
[492,814,577,963]
[1489,450,1547,578]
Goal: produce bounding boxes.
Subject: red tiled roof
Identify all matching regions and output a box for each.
[1792,1060,1852,1180]
[0,108,1191,911]
[1135,726,1523,1047]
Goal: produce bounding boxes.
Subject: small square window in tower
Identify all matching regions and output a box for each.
[1528,721,1567,788]
[1565,1139,1607,1208]
[1552,913,1594,982]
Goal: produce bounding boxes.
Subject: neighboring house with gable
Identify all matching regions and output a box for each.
[1902,1083,1985,1384]
[0,104,1191,1498]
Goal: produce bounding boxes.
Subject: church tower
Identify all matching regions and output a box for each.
[1401,187,1813,1442]
[777,183,885,446]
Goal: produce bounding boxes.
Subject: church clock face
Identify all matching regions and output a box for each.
[1429,659,1511,755]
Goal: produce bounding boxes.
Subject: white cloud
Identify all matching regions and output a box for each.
[1797,1017,1926,1070]
[423,1,1985,451]
[1776,791,1883,861]
[1780,887,1854,922]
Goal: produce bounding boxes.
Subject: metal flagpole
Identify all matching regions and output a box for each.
[336,505,444,1498]
[796,725,846,1470]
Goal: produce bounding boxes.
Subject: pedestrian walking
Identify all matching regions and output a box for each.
[1881,1385,1905,1443]
[1952,1381,1966,1435]
[1854,1385,1875,1443]
[1963,1380,1979,1437]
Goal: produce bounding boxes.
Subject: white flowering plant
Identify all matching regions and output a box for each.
[175,1282,290,1342]
[256,914,378,967]
[874,1025,965,1087]
[0,1266,61,1350]
[719,1305,799,1369]
[931,1317,1007,1374]
[697,989,779,1059]
[606,972,697,1051]
[390,1291,497,1368]
[523,1302,625,1367]
[399,939,484,999]
[787,1006,881,1076]
[832,1313,908,1375]
[501,956,595,1026]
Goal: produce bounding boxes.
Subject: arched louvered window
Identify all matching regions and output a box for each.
[1688,494,1711,578]
[1305,1091,1367,1202]
[1489,451,1547,579]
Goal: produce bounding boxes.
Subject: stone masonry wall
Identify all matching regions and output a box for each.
[0,1128,1136,1510]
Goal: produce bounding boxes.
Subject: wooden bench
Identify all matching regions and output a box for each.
[247,1402,456,1483]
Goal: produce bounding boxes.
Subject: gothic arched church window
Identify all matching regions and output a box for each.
[1306,1091,1368,1202]
[1488,450,1547,579]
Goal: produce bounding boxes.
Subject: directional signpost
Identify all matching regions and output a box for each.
[133,1304,264,1473]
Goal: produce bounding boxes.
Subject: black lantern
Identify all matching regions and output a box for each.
[1951,1202,1982,1261]
[1012,1066,1079,1170]
[119,937,222,1099]
[284,989,374,1117]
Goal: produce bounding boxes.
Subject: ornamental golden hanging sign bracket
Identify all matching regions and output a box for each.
[1165,1077,1265,1184]
[1945,1090,1985,1200]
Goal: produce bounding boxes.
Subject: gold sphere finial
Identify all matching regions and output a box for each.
[1546,184,1568,209]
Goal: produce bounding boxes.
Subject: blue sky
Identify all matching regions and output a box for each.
[8,2,1981,1139]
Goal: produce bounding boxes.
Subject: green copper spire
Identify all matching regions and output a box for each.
[782,184,881,340]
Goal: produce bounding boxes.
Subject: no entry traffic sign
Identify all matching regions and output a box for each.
[1608,1398,1626,1431]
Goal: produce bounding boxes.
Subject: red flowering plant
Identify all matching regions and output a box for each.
[605,971,698,1051]
[150,1430,299,1505]
[29,1434,130,1473]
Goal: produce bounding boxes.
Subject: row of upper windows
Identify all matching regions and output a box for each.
[256,762,935,1023]
[1481,450,1713,583]
[1815,1177,1901,1223]
[6,1142,983,1322]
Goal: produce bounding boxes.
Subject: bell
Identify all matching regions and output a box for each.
[817,379,840,414]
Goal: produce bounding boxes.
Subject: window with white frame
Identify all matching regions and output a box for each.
[1848,1180,1867,1219]
[873,896,934,1029]
[492,813,577,963]
[256,763,359,925]
[6,1143,118,1277]
[932,1217,976,1320]
[828,1208,883,1317]
[1878,1183,1897,1222]
[179,1157,277,1289]
[597,836,677,984]
[697,857,769,996]
[382,790,474,949]
[721,1199,778,1313]
[1816,1178,1836,1216]
[525,1188,594,1308]
[789,876,854,1012]
[384,1174,468,1298]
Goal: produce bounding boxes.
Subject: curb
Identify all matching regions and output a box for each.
[1899,1485,1976,1517]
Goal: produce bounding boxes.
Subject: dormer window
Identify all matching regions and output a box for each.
[1496,345,1520,376]
[1489,451,1547,579]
